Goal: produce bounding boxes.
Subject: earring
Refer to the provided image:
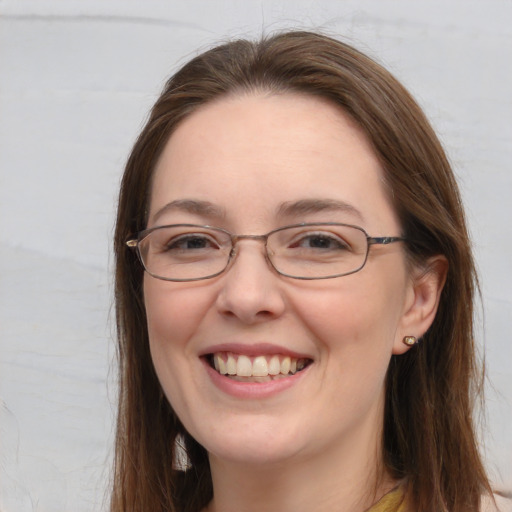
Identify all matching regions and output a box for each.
[402,336,417,346]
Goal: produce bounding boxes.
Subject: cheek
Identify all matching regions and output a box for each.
[293,278,404,352]
[289,268,408,402]
[143,278,217,418]
[143,278,214,349]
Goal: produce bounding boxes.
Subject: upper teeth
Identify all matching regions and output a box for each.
[213,353,306,377]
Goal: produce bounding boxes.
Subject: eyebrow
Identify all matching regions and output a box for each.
[150,199,226,225]
[150,197,364,226]
[277,198,365,222]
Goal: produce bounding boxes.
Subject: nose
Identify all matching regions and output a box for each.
[215,240,286,324]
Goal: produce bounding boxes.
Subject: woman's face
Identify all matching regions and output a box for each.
[144,93,417,466]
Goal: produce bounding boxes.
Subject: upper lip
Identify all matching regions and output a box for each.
[198,342,313,360]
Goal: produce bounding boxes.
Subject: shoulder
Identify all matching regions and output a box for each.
[480,493,512,512]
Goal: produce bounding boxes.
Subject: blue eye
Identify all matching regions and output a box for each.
[166,234,220,251]
[291,232,350,251]
[303,235,344,249]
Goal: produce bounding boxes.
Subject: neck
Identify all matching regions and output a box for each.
[204,420,395,512]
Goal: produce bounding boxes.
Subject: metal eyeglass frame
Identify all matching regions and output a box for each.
[126,222,406,281]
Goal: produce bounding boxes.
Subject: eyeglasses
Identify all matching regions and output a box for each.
[126,222,405,281]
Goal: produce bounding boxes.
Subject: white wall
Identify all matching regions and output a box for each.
[1,1,511,510]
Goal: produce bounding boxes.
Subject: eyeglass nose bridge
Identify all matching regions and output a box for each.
[230,233,269,244]
[226,233,276,273]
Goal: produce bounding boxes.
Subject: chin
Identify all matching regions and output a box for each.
[190,415,309,467]
[207,441,302,467]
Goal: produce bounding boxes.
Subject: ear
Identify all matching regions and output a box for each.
[392,255,448,355]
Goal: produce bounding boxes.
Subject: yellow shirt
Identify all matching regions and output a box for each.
[367,487,406,512]
[366,488,512,512]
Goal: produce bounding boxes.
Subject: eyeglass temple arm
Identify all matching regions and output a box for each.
[367,236,405,246]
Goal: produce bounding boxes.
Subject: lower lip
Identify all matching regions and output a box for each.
[202,358,309,399]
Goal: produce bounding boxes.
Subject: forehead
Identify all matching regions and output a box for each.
[149,92,398,232]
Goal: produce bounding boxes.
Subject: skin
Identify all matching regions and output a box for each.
[143,93,446,512]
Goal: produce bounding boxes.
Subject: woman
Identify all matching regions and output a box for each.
[111,31,503,512]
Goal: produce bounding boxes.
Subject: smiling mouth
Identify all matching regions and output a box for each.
[206,352,312,382]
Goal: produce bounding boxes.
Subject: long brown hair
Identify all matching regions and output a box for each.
[112,31,491,512]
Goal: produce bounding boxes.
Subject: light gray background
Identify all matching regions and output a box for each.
[1,1,511,510]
